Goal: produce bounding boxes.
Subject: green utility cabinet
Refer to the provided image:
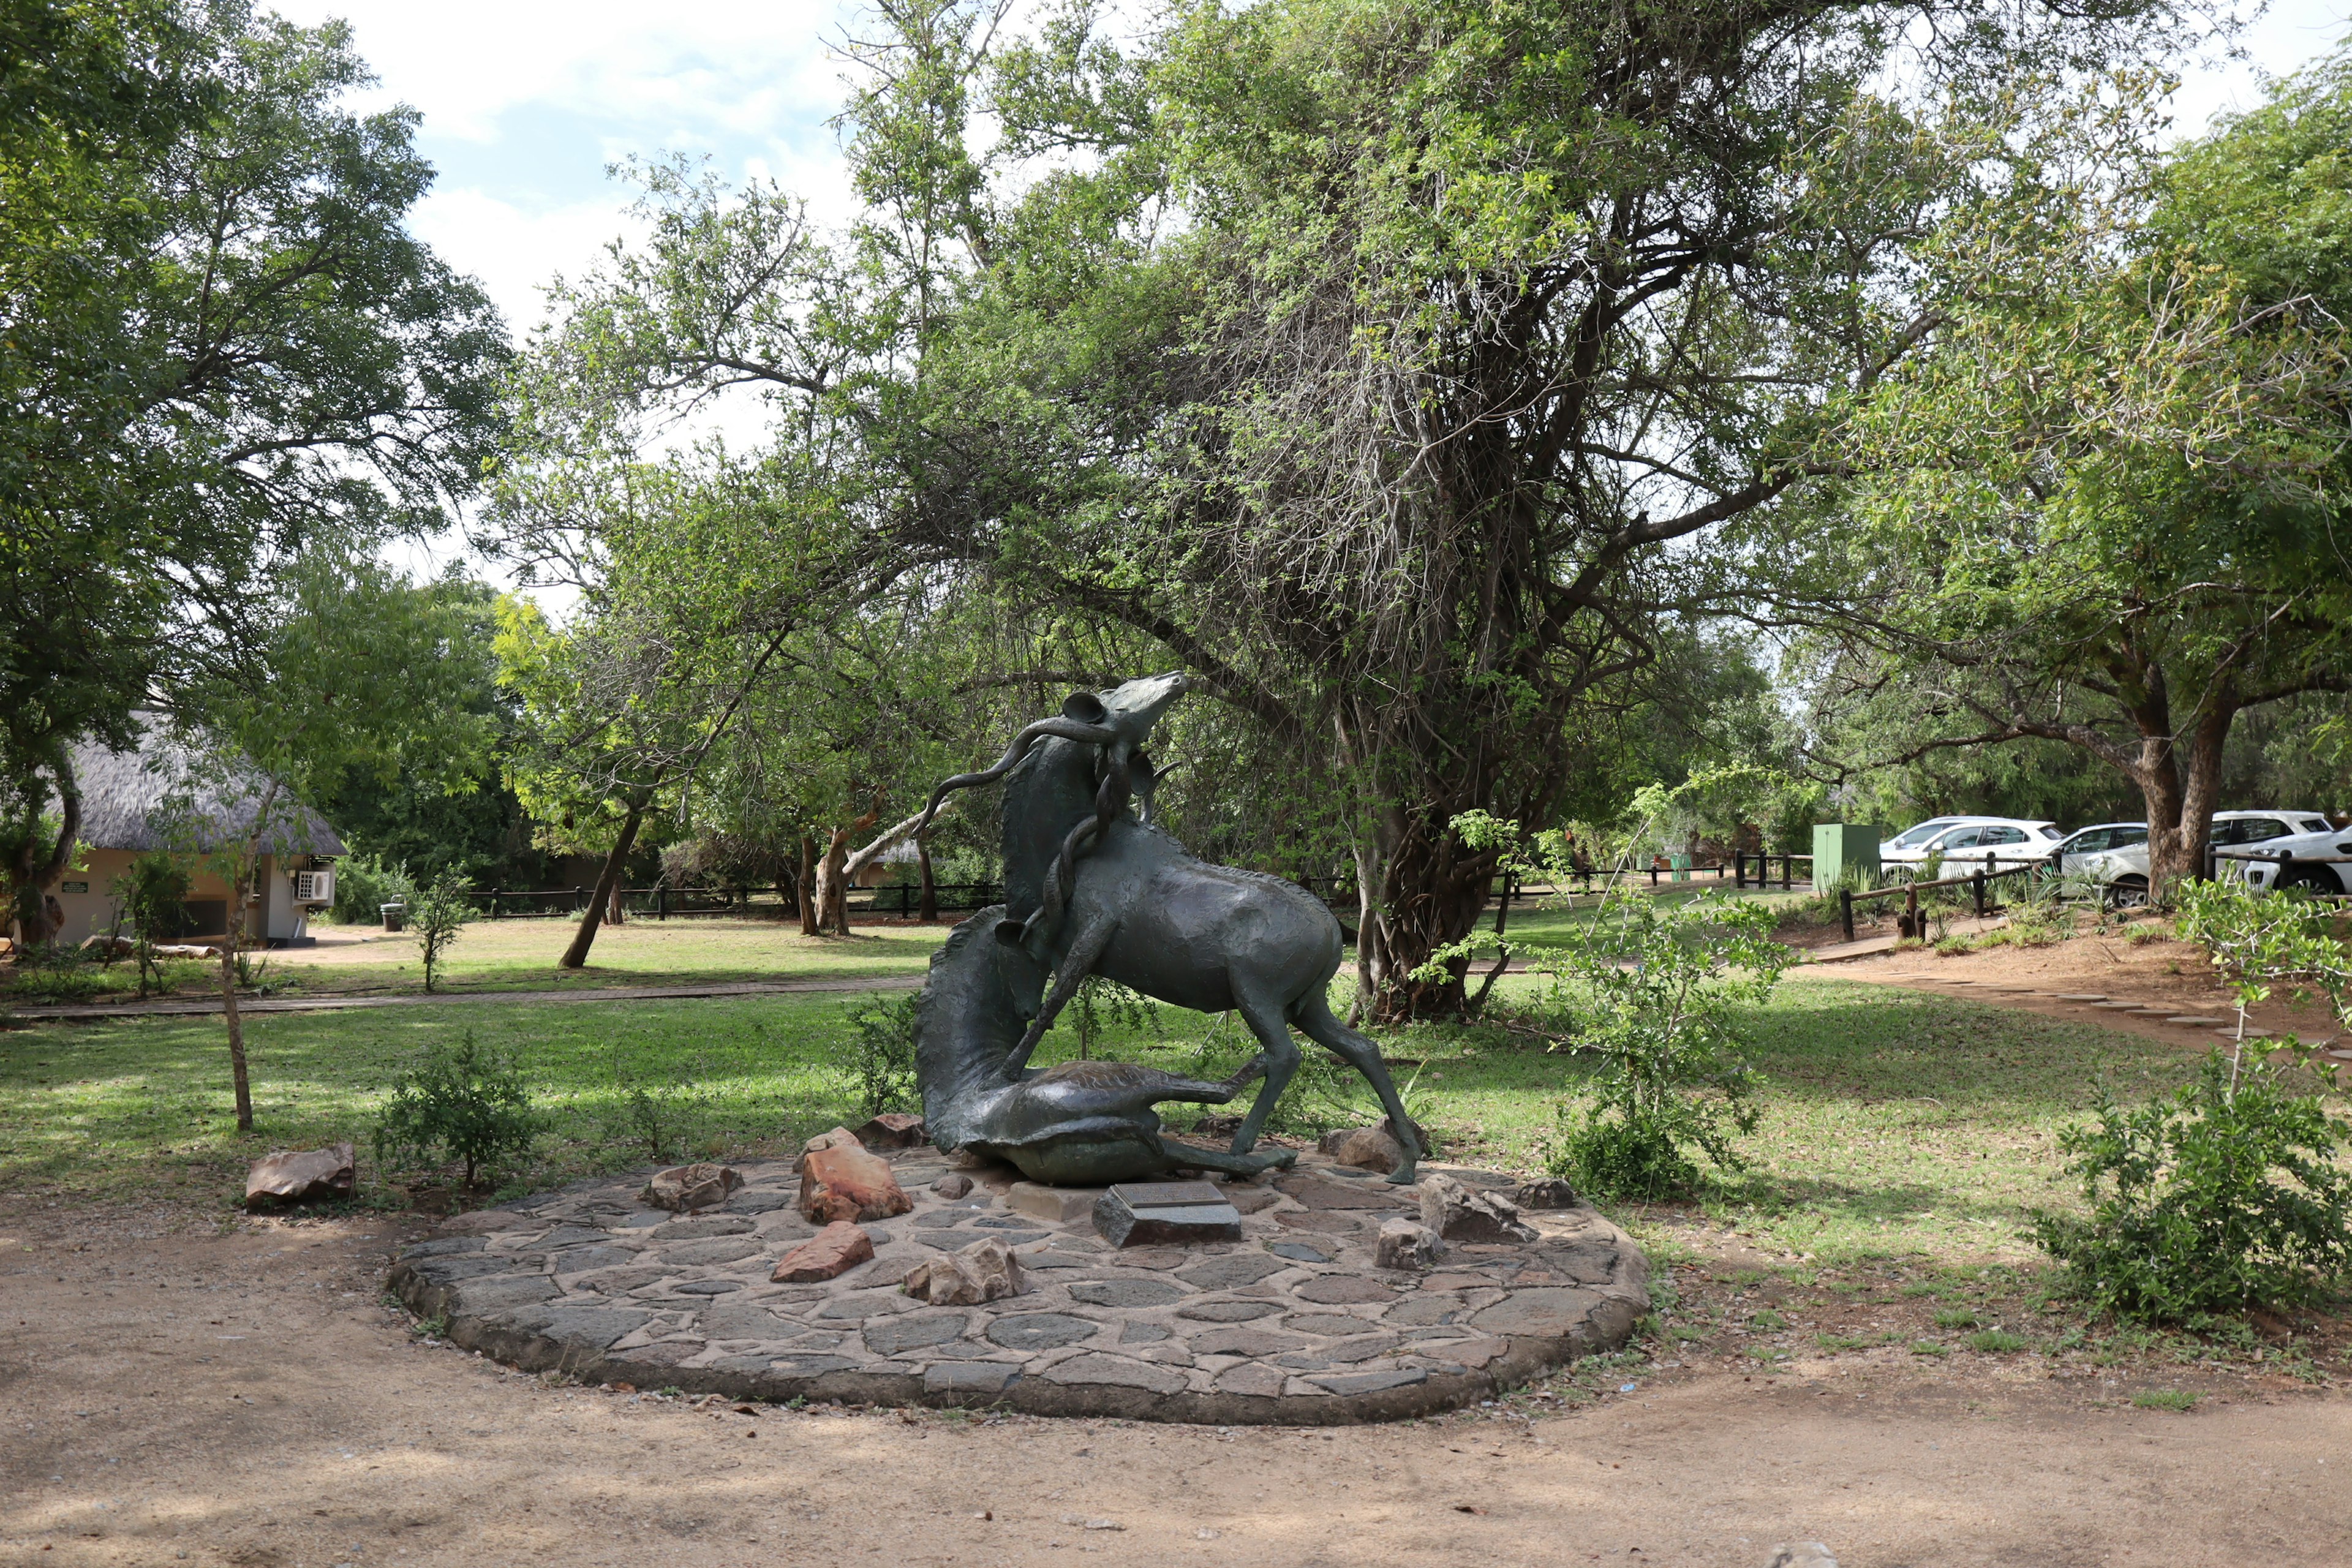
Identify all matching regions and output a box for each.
[1812,823,1883,890]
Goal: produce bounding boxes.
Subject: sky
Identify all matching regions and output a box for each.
[268,0,2351,594]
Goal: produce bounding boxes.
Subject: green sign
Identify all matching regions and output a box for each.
[61,881,88,894]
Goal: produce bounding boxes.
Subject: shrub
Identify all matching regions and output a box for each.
[842,992,920,1117]
[6,947,105,1001]
[372,1031,541,1188]
[606,1049,717,1162]
[2032,1052,2352,1321]
[110,850,193,997]
[330,853,416,925]
[1540,888,1787,1200]
[408,870,473,992]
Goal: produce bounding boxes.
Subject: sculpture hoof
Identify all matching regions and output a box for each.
[1384,1164,1419,1185]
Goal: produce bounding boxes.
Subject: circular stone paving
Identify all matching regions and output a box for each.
[386,1149,1648,1424]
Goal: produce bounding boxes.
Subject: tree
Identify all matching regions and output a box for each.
[1,9,506,943]
[1830,62,2352,895]
[865,0,2198,1019]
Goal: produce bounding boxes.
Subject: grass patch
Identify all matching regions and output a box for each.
[2132,1389,2200,1411]
[1968,1329,2030,1352]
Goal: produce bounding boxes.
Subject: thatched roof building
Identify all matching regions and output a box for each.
[69,726,344,857]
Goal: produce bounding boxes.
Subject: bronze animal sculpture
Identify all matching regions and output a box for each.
[914,906,1295,1185]
[913,674,1423,1183]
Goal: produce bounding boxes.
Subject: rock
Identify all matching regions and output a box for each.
[1763,1546,1838,1568]
[854,1112,929,1150]
[984,1313,1099,1351]
[771,1220,876,1283]
[1174,1299,1283,1322]
[1419,1174,1537,1244]
[930,1173,974,1200]
[79,934,135,959]
[1068,1280,1185,1308]
[900,1237,1025,1305]
[796,1128,913,1223]
[1513,1177,1580,1209]
[1005,1182,1100,1223]
[1318,1126,1404,1172]
[641,1163,742,1213]
[244,1144,355,1210]
[1374,1218,1444,1270]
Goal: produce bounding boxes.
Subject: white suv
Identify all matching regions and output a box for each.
[2071,810,2347,899]
[1880,816,2064,876]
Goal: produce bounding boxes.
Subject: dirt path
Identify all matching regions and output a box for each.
[6,973,924,1022]
[2,1205,2343,1567]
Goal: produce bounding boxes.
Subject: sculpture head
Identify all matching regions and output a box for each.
[914,672,1191,837]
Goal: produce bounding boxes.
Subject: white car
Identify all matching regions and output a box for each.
[1880,816,2064,876]
[2051,821,2148,875]
[2072,810,2348,899]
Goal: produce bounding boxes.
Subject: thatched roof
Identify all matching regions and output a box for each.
[68,726,347,857]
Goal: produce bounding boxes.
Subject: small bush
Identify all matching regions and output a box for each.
[842,992,920,1118]
[372,1031,541,1188]
[2032,1052,2352,1322]
[409,870,473,992]
[331,853,415,925]
[6,948,105,1001]
[111,851,192,998]
[607,1050,717,1162]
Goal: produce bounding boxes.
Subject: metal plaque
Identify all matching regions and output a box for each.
[1107,1180,1227,1209]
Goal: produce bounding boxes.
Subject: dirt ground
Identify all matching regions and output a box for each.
[4,1203,2346,1568]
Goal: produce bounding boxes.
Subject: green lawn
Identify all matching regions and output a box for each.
[1,958,2206,1278]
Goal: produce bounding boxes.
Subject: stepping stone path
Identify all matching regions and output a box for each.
[388,1148,1647,1424]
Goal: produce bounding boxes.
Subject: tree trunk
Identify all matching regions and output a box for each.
[6,755,81,948]
[797,834,819,936]
[220,777,279,1136]
[816,827,854,936]
[2144,696,2236,899]
[606,877,625,925]
[559,801,646,970]
[916,834,937,922]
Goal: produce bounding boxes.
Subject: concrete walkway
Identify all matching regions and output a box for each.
[6,973,924,1023]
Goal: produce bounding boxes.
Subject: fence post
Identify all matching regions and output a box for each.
[1972,869,1985,918]
[657,885,666,920]
[489,889,499,920]
[1839,888,1854,941]
[1781,855,1792,891]
[1904,882,1918,938]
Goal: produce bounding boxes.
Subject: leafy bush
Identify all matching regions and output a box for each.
[6,947,105,1001]
[372,1031,541,1187]
[606,1049,718,1162]
[842,992,920,1117]
[1539,888,1787,1200]
[408,869,473,992]
[110,851,192,998]
[330,853,415,925]
[2032,1053,2352,1321]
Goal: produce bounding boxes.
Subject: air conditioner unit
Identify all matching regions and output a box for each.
[293,869,334,905]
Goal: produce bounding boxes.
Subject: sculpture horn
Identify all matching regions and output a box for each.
[914,715,1119,838]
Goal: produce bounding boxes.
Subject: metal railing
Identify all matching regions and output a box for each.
[458,881,1007,921]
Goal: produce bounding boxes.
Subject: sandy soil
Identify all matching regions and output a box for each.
[4,1203,2346,1568]
[1818,930,2348,1051]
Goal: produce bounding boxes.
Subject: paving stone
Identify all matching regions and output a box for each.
[967,1223,1049,1244]
[763,1353,862,1378]
[1174,1299,1283,1323]
[507,1305,654,1349]
[913,1229,970,1251]
[1274,1177,1410,1212]
[1417,1336,1510,1368]
[453,1275,559,1312]
[1273,1352,1332,1370]
[1306,1368,1428,1395]
[1216,1362,1286,1396]
[402,1237,486,1259]
[1273,1212,1360,1234]
[417,1254,529,1283]
[1284,1311,1379,1336]
[658,1237,766,1267]
[1186,1327,1305,1357]
[1068,1280,1185,1308]
[1294,1276,1396,1305]
[925,1362,1020,1395]
[984,1314,1101,1351]
[863,1311,973,1357]
[696,1303,805,1340]
[533,1226,612,1249]
[1266,1241,1333,1263]
[1006,1182,1102,1223]
[813,1291,921,1320]
[1322,1335,1402,1364]
[1542,1242,1620,1285]
[1383,1293,1464,1325]
[553,1246,640,1275]
[1019,1250,1091,1271]
[722,1189,798,1214]
[1469,1286,1605,1335]
[1040,1353,1187,1395]
[1119,1323,1172,1345]
[1176,1254,1289,1289]
[1227,1188,1283,1216]
[661,1215,757,1238]
[1110,1248,1191,1270]
[572,1266,665,1294]
[671,1280,746,1295]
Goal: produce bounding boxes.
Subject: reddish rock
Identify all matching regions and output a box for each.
[854,1112,929,1150]
[244,1144,355,1210]
[642,1163,741,1213]
[797,1128,912,1223]
[771,1220,875,1283]
[930,1173,973,1199]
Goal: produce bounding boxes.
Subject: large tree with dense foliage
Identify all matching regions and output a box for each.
[0,5,505,942]
[1827,59,2352,895]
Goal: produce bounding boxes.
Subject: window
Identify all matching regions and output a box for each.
[2302,818,2331,834]
[1937,827,1983,850]
[2111,825,2147,847]
[2214,818,2290,846]
[2068,829,2114,854]
[1891,820,1960,849]
[1981,827,2028,845]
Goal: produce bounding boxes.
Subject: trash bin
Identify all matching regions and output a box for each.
[381,902,407,933]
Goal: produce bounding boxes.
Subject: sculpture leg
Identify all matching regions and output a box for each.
[1291,987,1422,1183]
[1225,991,1302,1156]
[1003,916,1120,1074]
[1156,1134,1297,1176]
